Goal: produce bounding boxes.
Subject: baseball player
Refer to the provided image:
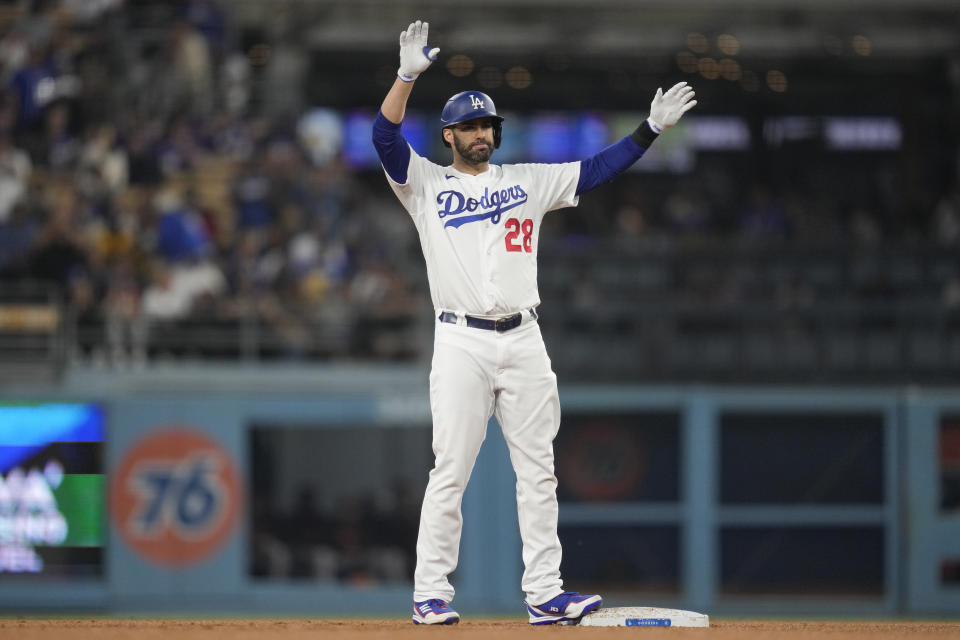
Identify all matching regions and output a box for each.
[373,20,696,626]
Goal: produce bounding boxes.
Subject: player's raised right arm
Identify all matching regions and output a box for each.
[380,20,439,123]
[374,20,439,185]
[381,77,415,125]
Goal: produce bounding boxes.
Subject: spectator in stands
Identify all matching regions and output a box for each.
[28,188,90,287]
[0,29,29,84]
[156,114,201,177]
[77,122,128,197]
[141,259,192,321]
[179,0,228,62]
[209,109,253,159]
[259,17,307,121]
[0,202,38,276]
[170,19,213,117]
[233,157,274,229]
[8,43,55,132]
[146,185,227,323]
[28,99,78,171]
[132,39,188,121]
[141,252,225,322]
[153,186,212,262]
[0,132,30,223]
[125,118,163,187]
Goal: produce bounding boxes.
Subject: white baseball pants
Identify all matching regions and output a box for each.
[413,314,564,606]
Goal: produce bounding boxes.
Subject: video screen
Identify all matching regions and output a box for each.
[0,403,105,577]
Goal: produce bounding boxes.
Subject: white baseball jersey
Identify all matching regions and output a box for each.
[385,149,580,316]
[376,112,584,607]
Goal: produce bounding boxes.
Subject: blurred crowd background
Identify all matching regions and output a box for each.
[0,0,957,382]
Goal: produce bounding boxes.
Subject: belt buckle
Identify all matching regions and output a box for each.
[495,314,517,332]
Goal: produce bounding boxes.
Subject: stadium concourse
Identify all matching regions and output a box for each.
[3,619,960,638]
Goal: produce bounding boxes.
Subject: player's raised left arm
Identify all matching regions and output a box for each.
[646,81,697,134]
[576,81,696,195]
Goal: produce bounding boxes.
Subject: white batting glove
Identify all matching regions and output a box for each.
[647,81,697,133]
[397,20,439,83]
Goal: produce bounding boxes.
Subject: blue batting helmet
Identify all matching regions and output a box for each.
[440,90,503,148]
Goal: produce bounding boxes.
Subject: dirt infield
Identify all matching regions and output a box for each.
[3,619,960,639]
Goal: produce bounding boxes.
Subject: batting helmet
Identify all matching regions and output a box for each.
[440,90,504,148]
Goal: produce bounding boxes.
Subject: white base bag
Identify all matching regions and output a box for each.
[577,606,709,627]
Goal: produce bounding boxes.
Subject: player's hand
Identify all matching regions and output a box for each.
[397,20,439,83]
[647,81,697,133]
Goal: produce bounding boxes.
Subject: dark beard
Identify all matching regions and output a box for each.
[453,135,493,165]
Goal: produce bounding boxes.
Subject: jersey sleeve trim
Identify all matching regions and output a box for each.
[372,110,411,184]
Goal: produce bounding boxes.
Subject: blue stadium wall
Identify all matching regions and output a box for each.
[0,365,957,618]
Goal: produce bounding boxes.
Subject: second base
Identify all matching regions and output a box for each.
[577,606,709,627]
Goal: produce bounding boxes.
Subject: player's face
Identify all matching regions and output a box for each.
[448,118,495,165]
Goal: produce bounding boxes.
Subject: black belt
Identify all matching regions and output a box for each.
[438,308,538,333]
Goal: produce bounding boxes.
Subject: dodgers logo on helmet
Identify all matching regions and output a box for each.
[440,90,504,148]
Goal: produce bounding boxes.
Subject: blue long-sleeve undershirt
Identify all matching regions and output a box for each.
[575,135,649,195]
[372,110,655,193]
[372,111,411,184]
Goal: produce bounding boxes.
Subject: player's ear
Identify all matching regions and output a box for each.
[442,127,454,146]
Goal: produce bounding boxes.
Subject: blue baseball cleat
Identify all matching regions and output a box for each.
[412,599,460,625]
[526,592,603,625]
